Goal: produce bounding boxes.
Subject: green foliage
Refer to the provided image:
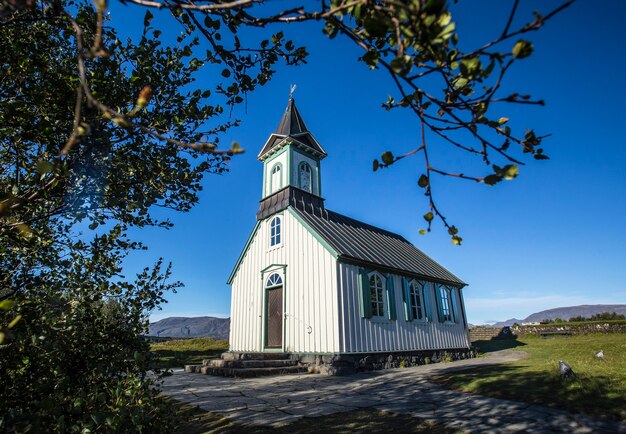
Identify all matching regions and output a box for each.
[569,312,626,322]
[0,0,306,431]
[0,262,180,432]
[338,0,567,242]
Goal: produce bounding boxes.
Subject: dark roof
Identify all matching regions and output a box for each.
[275,98,308,136]
[292,203,465,287]
[257,186,325,220]
[257,98,327,160]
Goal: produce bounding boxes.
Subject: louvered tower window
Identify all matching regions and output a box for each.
[299,162,312,192]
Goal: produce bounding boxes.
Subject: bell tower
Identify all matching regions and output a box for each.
[258,98,327,200]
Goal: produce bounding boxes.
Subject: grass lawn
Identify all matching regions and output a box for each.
[169,398,459,434]
[151,338,229,369]
[433,333,626,421]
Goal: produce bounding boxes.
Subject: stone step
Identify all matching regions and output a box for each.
[184,364,202,373]
[206,359,297,369]
[200,365,308,378]
[220,352,291,361]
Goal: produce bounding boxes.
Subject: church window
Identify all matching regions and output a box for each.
[369,273,385,317]
[299,162,312,192]
[270,163,282,193]
[270,216,281,247]
[266,273,283,288]
[409,280,426,321]
[439,286,453,322]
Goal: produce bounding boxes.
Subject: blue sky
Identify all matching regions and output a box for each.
[111,1,626,325]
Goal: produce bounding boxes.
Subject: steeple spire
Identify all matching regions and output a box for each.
[274,97,309,136]
[257,97,327,161]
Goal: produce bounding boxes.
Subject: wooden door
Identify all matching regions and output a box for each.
[266,287,283,348]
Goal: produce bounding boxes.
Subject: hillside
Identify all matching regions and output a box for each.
[149,316,230,340]
[491,304,626,326]
[491,318,523,327]
[524,304,626,323]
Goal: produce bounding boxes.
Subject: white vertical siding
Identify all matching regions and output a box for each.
[229,210,340,353]
[229,216,286,352]
[338,263,470,353]
[283,210,339,353]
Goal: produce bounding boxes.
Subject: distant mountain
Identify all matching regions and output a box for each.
[523,304,626,324]
[491,318,523,327]
[488,304,626,326]
[149,316,230,340]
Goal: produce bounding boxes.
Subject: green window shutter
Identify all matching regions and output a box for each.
[458,287,468,328]
[402,277,413,321]
[434,284,445,323]
[451,287,460,324]
[423,282,432,322]
[386,275,397,320]
[358,269,372,319]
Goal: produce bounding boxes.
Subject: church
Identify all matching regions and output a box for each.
[226,98,471,372]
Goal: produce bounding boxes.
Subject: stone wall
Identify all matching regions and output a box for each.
[469,327,505,341]
[294,348,475,376]
[511,322,626,335]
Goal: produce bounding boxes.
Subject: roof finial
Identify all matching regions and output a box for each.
[289,84,297,99]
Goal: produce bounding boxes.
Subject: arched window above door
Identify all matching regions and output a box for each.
[266,273,283,288]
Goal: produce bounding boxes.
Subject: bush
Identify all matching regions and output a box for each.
[0,264,178,433]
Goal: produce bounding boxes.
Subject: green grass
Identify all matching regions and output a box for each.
[435,333,626,421]
[151,338,229,369]
[169,398,460,433]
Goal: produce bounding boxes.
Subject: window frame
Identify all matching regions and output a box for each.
[269,216,282,248]
[439,285,454,323]
[269,162,283,194]
[368,271,386,319]
[265,272,283,288]
[408,279,427,322]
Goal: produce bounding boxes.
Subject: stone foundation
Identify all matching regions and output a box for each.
[293,348,474,376]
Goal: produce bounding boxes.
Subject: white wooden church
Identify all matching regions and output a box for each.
[227,98,470,364]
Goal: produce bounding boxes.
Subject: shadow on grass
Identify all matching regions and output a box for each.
[172,403,458,434]
[433,364,626,421]
[472,338,526,353]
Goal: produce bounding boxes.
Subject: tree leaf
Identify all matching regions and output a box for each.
[512,40,533,59]
[0,299,16,311]
[36,160,54,175]
[381,151,394,165]
[483,174,501,186]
